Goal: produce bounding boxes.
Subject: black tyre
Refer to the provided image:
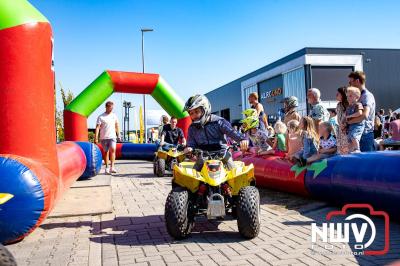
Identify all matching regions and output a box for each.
[164,187,193,239]
[237,186,260,239]
[0,244,17,266]
[153,158,157,175]
[156,159,166,177]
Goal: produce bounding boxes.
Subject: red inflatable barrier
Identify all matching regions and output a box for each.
[57,142,87,192]
[241,155,309,196]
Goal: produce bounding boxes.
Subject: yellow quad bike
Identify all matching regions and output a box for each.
[0,193,17,266]
[153,144,186,177]
[164,149,260,239]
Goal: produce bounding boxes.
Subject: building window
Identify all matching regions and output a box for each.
[283,67,307,116]
[311,65,354,101]
[242,85,257,112]
[258,75,284,118]
[220,108,230,122]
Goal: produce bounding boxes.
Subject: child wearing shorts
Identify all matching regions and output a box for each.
[345,86,365,153]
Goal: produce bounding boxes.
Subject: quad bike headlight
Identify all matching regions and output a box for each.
[206,162,222,179]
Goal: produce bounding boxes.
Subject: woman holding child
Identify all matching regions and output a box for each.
[335,87,350,155]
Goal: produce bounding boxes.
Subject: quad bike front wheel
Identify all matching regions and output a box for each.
[237,186,260,239]
[164,187,193,239]
[156,159,166,177]
[0,244,17,266]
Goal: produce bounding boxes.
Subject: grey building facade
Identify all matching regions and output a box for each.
[206,47,400,124]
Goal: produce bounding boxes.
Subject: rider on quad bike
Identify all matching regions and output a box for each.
[164,95,260,240]
[183,94,249,169]
[159,116,186,151]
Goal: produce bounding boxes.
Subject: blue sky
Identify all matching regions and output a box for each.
[30,0,400,128]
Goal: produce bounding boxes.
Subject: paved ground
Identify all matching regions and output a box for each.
[7,160,400,266]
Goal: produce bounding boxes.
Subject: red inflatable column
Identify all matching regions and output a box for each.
[0,23,58,176]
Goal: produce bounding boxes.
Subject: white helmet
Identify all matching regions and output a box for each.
[183,94,211,126]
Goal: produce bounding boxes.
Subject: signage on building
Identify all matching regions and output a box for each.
[260,87,283,99]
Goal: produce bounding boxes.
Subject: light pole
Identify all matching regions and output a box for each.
[141,28,153,143]
[123,101,132,141]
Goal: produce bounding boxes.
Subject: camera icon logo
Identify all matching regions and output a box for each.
[311,204,390,256]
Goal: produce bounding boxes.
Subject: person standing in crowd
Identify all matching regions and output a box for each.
[378,109,385,124]
[374,114,382,139]
[377,109,385,138]
[307,88,330,133]
[282,96,301,125]
[347,71,376,152]
[345,86,365,153]
[248,92,268,130]
[158,115,170,139]
[388,109,394,122]
[328,108,338,136]
[95,101,121,174]
[335,87,349,154]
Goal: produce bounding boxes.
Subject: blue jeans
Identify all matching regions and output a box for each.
[360,132,375,152]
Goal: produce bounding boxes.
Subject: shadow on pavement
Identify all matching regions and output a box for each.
[40,215,246,246]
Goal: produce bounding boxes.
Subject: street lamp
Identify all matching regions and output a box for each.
[123,101,132,141]
[141,28,153,143]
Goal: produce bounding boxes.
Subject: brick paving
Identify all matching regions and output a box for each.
[7,160,400,266]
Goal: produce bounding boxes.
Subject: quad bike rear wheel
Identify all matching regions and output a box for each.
[153,158,157,175]
[0,244,17,266]
[164,187,193,239]
[156,159,166,177]
[237,186,260,239]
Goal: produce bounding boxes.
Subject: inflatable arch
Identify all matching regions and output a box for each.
[64,71,191,142]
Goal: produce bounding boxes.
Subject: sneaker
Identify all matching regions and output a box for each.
[105,167,110,174]
[110,168,118,174]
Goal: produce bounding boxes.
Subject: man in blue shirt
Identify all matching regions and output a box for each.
[347,71,376,152]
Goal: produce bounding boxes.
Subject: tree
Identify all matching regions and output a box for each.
[56,82,74,142]
[60,82,74,108]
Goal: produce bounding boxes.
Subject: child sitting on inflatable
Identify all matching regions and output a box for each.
[292,116,319,166]
[297,122,337,165]
[285,120,303,160]
[241,115,272,155]
[258,121,287,157]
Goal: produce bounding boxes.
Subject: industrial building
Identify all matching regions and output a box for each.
[205,47,400,124]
